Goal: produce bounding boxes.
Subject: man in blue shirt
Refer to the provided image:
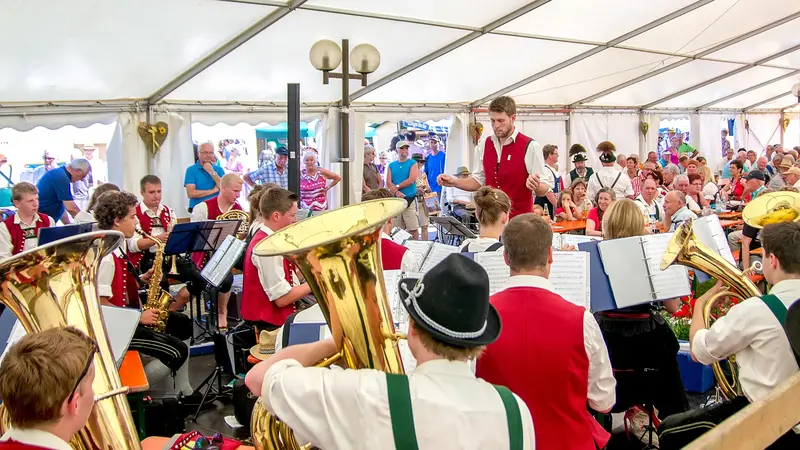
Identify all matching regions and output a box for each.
[37,158,90,223]
[424,135,446,196]
[387,141,421,240]
[244,146,289,189]
[184,142,225,211]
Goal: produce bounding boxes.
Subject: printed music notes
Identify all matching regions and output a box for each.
[642,233,690,300]
[474,252,511,295]
[550,251,591,309]
[420,243,460,273]
[693,215,736,266]
[391,228,413,245]
[403,240,433,270]
[553,233,602,249]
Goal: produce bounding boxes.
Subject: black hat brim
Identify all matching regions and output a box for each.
[572,155,588,162]
[397,278,502,347]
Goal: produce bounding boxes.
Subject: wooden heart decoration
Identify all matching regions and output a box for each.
[137,121,169,155]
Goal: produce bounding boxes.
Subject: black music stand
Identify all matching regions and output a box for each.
[38,223,97,245]
[432,216,477,246]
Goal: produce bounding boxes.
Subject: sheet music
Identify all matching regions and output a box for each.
[474,252,510,295]
[420,243,460,273]
[392,229,412,245]
[693,215,736,266]
[562,235,602,248]
[403,241,433,270]
[201,235,246,287]
[552,233,562,248]
[383,270,404,324]
[550,251,591,309]
[641,233,691,300]
[598,237,660,308]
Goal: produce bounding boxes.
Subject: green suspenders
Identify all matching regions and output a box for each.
[385,373,523,450]
[760,294,800,368]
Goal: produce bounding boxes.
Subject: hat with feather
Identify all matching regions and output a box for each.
[569,143,588,163]
[597,141,617,164]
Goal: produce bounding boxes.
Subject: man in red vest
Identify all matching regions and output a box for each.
[0,182,55,259]
[190,173,244,329]
[241,188,311,332]
[0,327,97,449]
[476,213,616,450]
[438,96,549,218]
[95,191,208,408]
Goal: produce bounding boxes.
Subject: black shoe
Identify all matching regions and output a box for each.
[179,391,218,408]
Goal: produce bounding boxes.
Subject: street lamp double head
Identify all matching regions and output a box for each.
[309,39,380,87]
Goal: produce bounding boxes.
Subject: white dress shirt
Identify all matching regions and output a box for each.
[380,232,418,272]
[262,358,535,450]
[444,186,474,205]
[539,163,561,193]
[132,203,172,254]
[692,279,800,402]
[252,224,299,302]
[97,248,124,299]
[190,199,236,222]
[587,166,634,202]
[0,428,72,450]
[73,210,96,224]
[459,237,503,253]
[471,128,544,186]
[0,213,55,259]
[503,275,616,412]
[634,195,665,223]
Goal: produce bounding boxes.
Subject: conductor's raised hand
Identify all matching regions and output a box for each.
[438,173,457,188]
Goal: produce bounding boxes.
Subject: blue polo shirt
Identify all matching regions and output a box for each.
[184,162,225,208]
[37,166,73,219]
[424,151,446,195]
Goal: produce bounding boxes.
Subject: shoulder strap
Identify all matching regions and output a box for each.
[760,294,800,369]
[493,385,523,450]
[610,172,622,189]
[386,373,419,450]
[486,242,504,252]
[594,173,604,188]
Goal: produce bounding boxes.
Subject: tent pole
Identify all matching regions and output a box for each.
[288,84,301,196]
[743,91,793,111]
[696,70,800,110]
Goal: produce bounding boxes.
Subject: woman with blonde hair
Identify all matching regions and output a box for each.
[595,198,688,438]
[459,186,510,252]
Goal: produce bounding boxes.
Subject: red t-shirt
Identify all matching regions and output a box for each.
[586,207,601,231]
[731,178,745,200]
[555,206,578,219]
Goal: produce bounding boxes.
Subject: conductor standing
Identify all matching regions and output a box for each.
[438,96,548,218]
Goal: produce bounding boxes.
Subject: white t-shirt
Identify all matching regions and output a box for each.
[458,237,503,253]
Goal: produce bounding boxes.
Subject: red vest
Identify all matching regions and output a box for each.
[191,198,243,268]
[476,286,607,450]
[483,134,534,218]
[130,204,173,267]
[380,238,408,271]
[3,213,50,255]
[0,440,53,449]
[110,253,140,308]
[241,229,297,326]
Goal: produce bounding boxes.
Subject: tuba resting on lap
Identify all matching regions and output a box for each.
[0,231,142,449]
[250,198,409,450]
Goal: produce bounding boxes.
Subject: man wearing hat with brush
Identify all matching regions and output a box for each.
[587,141,634,201]
[567,144,593,187]
[245,254,535,450]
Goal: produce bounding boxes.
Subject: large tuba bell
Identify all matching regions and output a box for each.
[218,209,250,239]
[0,231,142,449]
[250,198,409,450]
[661,219,761,400]
[742,191,800,229]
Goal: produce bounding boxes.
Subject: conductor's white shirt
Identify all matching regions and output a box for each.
[262,358,535,450]
[471,128,544,186]
[692,279,800,402]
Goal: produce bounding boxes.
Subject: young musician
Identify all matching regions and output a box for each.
[245,254,535,449]
[94,191,207,407]
[0,182,55,259]
[659,222,800,449]
[459,186,510,253]
[0,327,96,450]
[73,183,120,223]
[240,188,311,332]
[190,173,244,329]
[476,213,615,450]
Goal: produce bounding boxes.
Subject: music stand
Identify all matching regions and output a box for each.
[432,216,477,246]
[38,223,97,245]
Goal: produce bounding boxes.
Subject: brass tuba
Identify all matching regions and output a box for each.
[0,231,142,449]
[661,219,760,400]
[250,198,409,450]
[218,209,250,240]
[742,191,800,229]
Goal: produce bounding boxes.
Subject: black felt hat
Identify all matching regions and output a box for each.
[398,254,501,347]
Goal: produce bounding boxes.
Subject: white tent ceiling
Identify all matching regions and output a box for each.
[1,0,799,112]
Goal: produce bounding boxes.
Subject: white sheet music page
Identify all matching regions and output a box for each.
[694,215,736,266]
[392,229,412,245]
[552,233,563,248]
[642,233,691,300]
[562,235,602,248]
[383,270,404,324]
[551,251,591,309]
[420,243,460,273]
[474,252,510,295]
[403,241,432,271]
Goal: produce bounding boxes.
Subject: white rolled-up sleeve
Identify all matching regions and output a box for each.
[190,203,208,222]
[253,252,293,301]
[525,140,545,178]
[471,141,487,186]
[692,300,759,365]
[0,222,12,260]
[97,253,115,298]
[583,312,616,412]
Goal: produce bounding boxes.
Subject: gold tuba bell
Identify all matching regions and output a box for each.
[218,209,250,240]
[742,191,800,229]
[0,230,142,449]
[249,198,409,450]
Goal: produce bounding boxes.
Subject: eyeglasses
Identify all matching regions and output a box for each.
[67,346,97,403]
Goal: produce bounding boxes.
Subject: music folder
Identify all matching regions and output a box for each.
[38,223,97,246]
[200,235,246,288]
[164,219,241,256]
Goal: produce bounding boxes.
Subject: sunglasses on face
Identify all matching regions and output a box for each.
[67,346,97,403]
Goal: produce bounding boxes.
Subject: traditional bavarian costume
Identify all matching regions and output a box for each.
[0,212,53,258]
[569,152,594,184]
[190,197,243,269]
[130,203,173,267]
[479,130,540,219]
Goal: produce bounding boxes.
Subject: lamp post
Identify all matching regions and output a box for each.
[310,39,380,206]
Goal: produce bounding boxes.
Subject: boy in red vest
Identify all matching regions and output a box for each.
[94,191,209,408]
[476,213,616,450]
[241,188,311,332]
[0,182,55,259]
[190,173,244,329]
[0,327,97,450]
[438,96,549,218]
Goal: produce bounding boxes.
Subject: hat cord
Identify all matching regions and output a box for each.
[401,282,487,339]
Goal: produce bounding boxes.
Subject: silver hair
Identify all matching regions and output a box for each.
[664,164,681,175]
[675,174,689,184]
[364,145,376,157]
[68,158,91,173]
[302,150,317,161]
